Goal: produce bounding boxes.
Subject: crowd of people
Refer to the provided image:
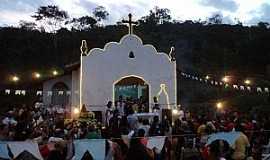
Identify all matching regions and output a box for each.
[0,97,270,160]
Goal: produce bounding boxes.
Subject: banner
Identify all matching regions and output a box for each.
[0,142,9,159]
[8,141,44,160]
[206,131,241,147]
[74,139,105,160]
[146,136,166,151]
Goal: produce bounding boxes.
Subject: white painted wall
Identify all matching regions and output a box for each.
[71,70,80,107]
[42,75,72,106]
[81,34,177,112]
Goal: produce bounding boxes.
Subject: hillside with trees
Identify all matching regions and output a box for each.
[0,5,269,110]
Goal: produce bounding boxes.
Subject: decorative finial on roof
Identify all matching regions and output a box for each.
[122,13,138,34]
[80,40,88,55]
[169,46,176,61]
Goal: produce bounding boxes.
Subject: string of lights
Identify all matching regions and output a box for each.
[180,72,269,94]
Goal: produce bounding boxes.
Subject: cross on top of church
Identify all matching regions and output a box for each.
[122,13,138,34]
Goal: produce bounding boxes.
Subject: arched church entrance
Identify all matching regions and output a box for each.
[114,76,149,112]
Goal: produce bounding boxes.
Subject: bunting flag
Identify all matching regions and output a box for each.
[8,141,43,160]
[58,91,64,95]
[181,72,270,94]
[15,90,21,95]
[257,87,262,93]
[21,90,26,95]
[233,85,239,89]
[36,91,42,96]
[240,86,245,90]
[1,71,269,96]
[74,139,105,160]
[206,131,241,147]
[146,136,166,152]
[5,89,10,95]
[0,142,9,159]
[66,91,72,95]
[47,91,52,96]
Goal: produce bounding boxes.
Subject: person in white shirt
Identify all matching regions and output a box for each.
[138,119,150,136]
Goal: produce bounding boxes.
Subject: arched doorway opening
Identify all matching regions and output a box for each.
[51,82,70,107]
[114,76,149,112]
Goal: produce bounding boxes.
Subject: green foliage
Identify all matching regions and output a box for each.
[139,6,171,25]
[32,5,69,21]
[93,6,109,22]
[1,5,270,110]
[19,21,37,30]
[32,5,69,32]
[67,16,97,30]
[208,14,223,24]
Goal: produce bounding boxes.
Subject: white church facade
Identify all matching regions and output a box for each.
[43,15,177,120]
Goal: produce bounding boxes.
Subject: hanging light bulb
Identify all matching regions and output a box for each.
[222,76,230,83]
[11,75,19,82]
[52,70,58,76]
[244,79,251,85]
[34,72,41,79]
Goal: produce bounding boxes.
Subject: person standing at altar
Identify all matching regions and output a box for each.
[109,110,122,138]
[127,109,138,131]
[106,101,113,127]
[152,97,162,120]
[152,97,160,111]
[116,96,125,116]
[149,116,162,136]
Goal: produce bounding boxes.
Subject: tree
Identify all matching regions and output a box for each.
[257,22,269,29]
[234,18,243,26]
[93,6,109,22]
[67,16,97,30]
[139,6,171,25]
[19,20,37,30]
[32,5,69,33]
[154,7,171,24]
[208,14,223,24]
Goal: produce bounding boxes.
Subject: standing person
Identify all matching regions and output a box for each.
[172,117,185,160]
[138,119,150,136]
[105,101,113,127]
[161,116,171,136]
[120,116,129,135]
[109,110,121,138]
[232,124,250,160]
[152,97,162,120]
[126,136,153,160]
[152,97,160,112]
[117,95,125,116]
[127,109,138,131]
[149,116,162,136]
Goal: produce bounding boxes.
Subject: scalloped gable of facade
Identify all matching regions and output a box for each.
[81,34,177,111]
[85,34,172,64]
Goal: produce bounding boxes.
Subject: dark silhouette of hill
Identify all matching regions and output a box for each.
[0,22,269,85]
